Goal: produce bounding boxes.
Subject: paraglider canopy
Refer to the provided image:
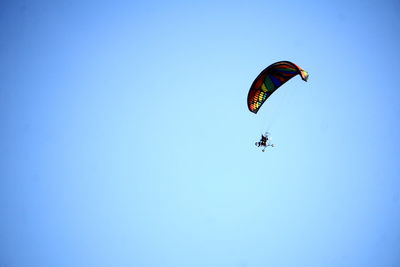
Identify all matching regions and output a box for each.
[247,61,308,114]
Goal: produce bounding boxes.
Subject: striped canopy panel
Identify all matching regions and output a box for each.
[247,61,308,114]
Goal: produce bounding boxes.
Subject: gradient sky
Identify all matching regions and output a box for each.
[1,1,400,267]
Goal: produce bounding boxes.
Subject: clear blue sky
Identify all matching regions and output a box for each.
[1,1,400,266]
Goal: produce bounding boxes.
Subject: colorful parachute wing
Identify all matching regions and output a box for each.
[247,61,308,114]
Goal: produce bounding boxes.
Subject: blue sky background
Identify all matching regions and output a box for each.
[1,1,400,266]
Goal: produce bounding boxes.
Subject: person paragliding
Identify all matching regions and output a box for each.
[255,132,274,152]
[247,61,308,151]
